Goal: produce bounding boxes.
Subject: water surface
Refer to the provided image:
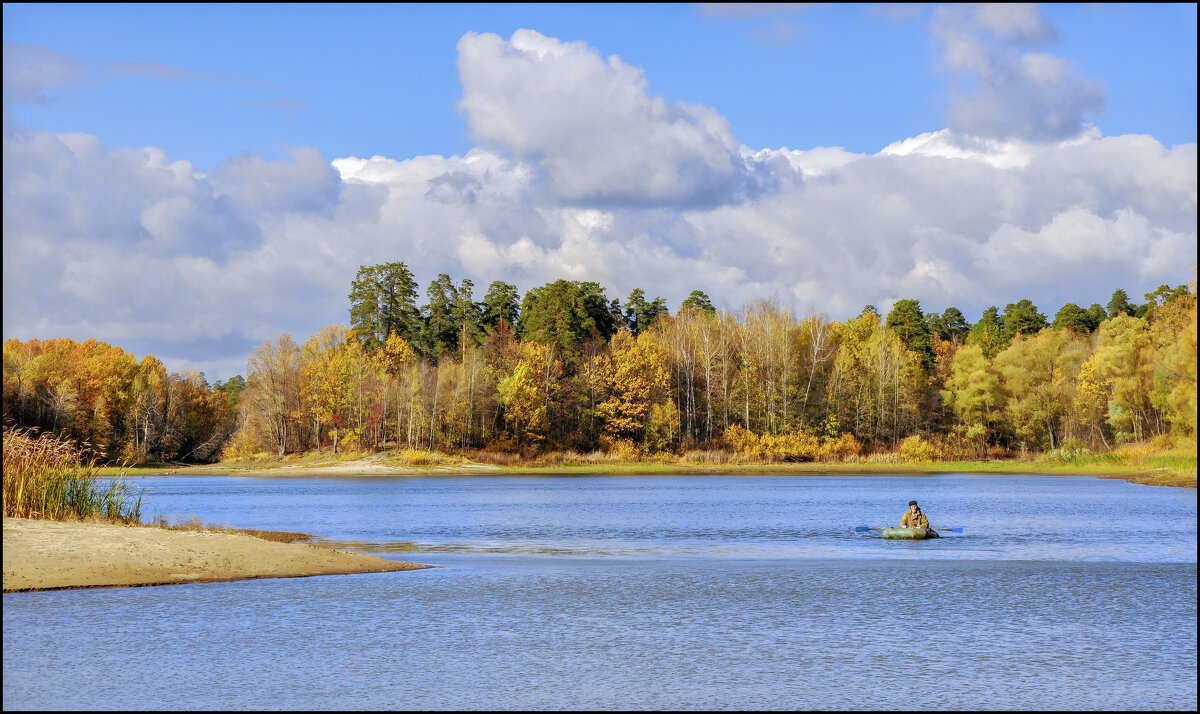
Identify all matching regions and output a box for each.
[4,474,1195,710]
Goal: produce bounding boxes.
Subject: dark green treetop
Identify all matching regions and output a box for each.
[680,289,716,314]
[349,262,421,348]
[481,281,521,332]
[1052,302,1094,334]
[966,306,1007,358]
[422,273,460,357]
[940,307,971,343]
[518,280,620,360]
[886,298,934,368]
[453,278,483,355]
[1001,299,1048,340]
[624,288,668,336]
[1107,289,1141,319]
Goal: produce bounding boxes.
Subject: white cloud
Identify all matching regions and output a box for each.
[2,28,1195,382]
[931,3,1105,141]
[456,30,752,206]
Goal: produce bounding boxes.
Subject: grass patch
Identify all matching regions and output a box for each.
[146,514,312,543]
[3,428,142,522]
[383,448,463,467]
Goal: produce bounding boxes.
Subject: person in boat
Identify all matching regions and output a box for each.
[900,500,928,529]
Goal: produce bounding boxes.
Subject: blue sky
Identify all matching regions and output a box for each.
[3,3,1197,381]
[6,4,1195,166]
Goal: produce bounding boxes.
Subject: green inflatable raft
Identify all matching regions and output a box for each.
[881,527,941,540]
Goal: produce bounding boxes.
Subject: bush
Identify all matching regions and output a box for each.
[819,433,864,461]
[219,427,265,461]
[721,425,861,463]
[606,438,643,462]
[3,428,141,522]
[898,435,941,462]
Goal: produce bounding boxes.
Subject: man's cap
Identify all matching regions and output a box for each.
[908,500,918,506]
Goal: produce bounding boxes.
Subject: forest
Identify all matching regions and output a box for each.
[3,261,1196,465]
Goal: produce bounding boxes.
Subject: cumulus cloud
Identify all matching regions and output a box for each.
[3,28,1195,381]
[456,30,753,206]
[932,3,1106,141]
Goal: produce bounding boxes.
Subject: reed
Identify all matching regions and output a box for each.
[2,428,141,522]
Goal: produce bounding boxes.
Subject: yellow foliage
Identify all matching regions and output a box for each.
[604,438,642,462]
[722,424,860,462]
[819,432,864,461]
[338,427,363,451]
[597,330,669,443]
[898,435,941,462]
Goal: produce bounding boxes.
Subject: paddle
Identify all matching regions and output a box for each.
[855,525,963,533]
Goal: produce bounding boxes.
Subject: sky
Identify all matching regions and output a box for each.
[3,3,1197,383]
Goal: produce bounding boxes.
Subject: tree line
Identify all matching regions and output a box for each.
[2,338,242,463]
[4,262,1195,464]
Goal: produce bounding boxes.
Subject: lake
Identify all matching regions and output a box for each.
[3,473,1196,710]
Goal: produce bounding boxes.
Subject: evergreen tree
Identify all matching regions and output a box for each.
[519,280,619,359]
[681,290,716,314]
[421,273,459,357]
[453,278,483,357]
[348,262,421,348]
[966,306,1007,358]
[481,281,521,333]
[886,298,933,368]
[1052,302,1093,334]
[624,288,668,336]
[941,307,971,344]
[1107,289,1135,319]
[1001,299,1048,340]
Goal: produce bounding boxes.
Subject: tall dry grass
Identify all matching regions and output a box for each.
[2,428,141,522]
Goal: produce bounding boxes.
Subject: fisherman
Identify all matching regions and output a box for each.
[900,500,929,529]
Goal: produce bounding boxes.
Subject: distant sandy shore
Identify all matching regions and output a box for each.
[2,517,429,593]
[150,455,1195,487]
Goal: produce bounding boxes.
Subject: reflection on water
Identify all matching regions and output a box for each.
[3,474,1196,710]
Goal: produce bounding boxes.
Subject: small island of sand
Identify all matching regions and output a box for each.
[2,517,429,593]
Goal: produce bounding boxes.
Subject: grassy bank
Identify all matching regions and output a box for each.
[152,440,1197,488]
[2,428,142,522]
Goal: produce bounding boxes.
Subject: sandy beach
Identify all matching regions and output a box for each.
[2,517,429,592]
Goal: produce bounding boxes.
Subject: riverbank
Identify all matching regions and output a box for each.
[109,448,1197,488]
[2,517,430,593]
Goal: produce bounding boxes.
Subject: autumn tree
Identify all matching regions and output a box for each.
[942,344,1005,456]
[244,334,302,457]
[596,330,670,448]
[994,328,1087,450]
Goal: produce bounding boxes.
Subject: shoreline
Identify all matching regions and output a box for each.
[107,457,1197,488]
[2,517,430,593]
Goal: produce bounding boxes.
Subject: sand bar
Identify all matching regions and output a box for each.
[2,517,429,592]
